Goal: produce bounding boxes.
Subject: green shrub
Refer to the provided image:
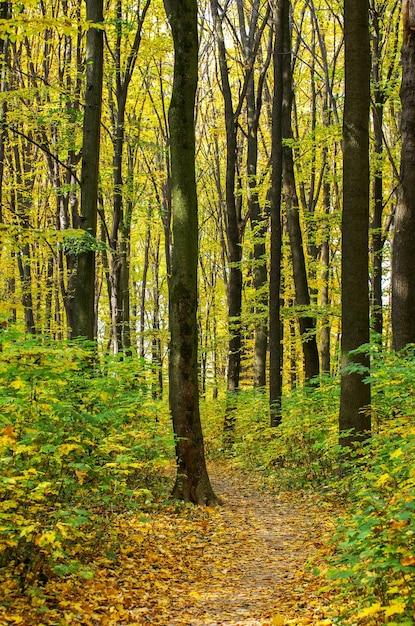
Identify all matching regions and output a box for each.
[0,326,174,588]
[327,421,415,624]
[201,378,341,490]
[327,344,415,624]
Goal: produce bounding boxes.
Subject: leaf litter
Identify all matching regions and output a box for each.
[0,461,337,625]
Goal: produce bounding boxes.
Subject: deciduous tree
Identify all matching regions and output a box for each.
[163,0,219,505]
[339,0,371,447]
[67,0,104,340]
[392,0,415,351]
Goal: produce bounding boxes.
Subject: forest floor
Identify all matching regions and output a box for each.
[1,461,340,625]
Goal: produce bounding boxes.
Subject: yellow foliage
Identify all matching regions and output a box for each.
[357,602,382,618]
[384,601,406,617]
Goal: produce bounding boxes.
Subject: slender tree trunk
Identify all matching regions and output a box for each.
[12,140,36,335]
[210,0,243,441]
[140,222,151,359]
[371,6,385,339]
[281,2,320,383]
[320,168,331,374]
[69,0,103,340]
[0,0,9,227]
[164,0,219,505]
[0,1,12,323]
[236,0,271,389]
[371,95,384,339]
[269,0,284,427]
[106,0,150,355]
[152,233,163,398]
[339,0,371,447]
[392,1,415,350]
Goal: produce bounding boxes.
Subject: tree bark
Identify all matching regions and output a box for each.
[392,1,415,350]
[210,0,243,441]
[370,0,401,340]
[339,0,371,447]
[281,0,320,383]
[269,0,285,427]
[236,0,271,389]
[69,0,103,340]
[164,0,219,505]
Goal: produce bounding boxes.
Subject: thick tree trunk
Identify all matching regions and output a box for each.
[164,0,219,505]
[69,0,103,340]
[392,3,415,350]
[339,0,371,447]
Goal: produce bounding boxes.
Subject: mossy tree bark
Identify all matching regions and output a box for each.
[163,0,219,505]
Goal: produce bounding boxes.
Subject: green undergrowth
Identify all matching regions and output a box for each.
[326,345,415,625]
[202,376,340,492]
[0,326,174,589]
[2,323,415,624]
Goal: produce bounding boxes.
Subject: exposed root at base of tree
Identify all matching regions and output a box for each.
[0,461,338,625]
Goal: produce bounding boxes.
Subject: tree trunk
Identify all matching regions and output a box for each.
[371,86,384,339]
[12,141,36,335]
[164,0,219,506]
[392,1,415,351]
[140,222,151,359]
[106,0,150,355]
[210,0,243,441]
[269,0,285,427]
[151,233,163,398]
[281,2,320,383]
[236,0,271,389]
[320,169,331,374]
[339,0,371,447]
[69,0,103,340]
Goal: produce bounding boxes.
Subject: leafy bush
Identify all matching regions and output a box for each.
[327,420,415,625]
[203,378,340,491]
[0,326,174,588]
[326,344,415,625]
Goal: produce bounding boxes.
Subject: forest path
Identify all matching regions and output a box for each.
[65,461,336,625]
[6,461,337,625]
[190,461,336,625]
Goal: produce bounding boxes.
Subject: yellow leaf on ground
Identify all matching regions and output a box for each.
[384,602,406,617]
[357,603,382,618]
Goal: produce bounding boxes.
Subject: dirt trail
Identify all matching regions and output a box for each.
[3,462,336,625]
[170,461,335,625]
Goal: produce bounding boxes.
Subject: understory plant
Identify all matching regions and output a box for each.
[0,325,174,588]
[202,375,340,490]
[327,345,415,625]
